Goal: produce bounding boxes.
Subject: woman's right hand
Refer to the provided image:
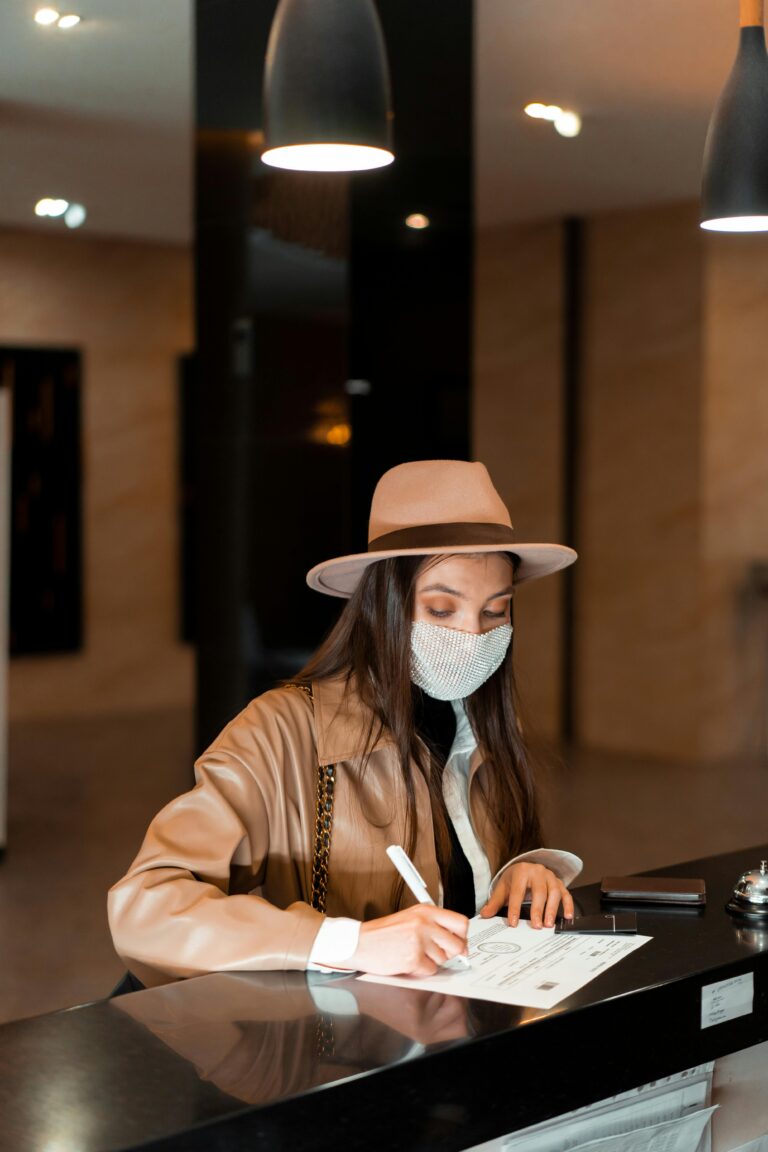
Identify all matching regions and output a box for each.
[348,905,470,977]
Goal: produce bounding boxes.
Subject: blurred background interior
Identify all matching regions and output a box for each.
[2,0,768,1022]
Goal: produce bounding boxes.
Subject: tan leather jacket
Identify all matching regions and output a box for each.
[108,676,506,987]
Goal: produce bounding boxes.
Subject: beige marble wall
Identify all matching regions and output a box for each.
[473,222,565,740]
[577,202,706,758]
[700,233,768,758]
[0,229,194,720]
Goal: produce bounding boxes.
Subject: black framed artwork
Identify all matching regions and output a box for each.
[0,346,83,655]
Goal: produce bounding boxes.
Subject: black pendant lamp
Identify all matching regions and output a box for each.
[261,0,394,173]
[701,0,768,231]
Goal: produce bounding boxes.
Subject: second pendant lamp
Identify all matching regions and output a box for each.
[261,0,394,173]
[701,0,768,231]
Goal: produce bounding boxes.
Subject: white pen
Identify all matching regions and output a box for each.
[386,844,471,969]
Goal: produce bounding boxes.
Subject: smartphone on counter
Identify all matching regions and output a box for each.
[600,875,706,906]
[555,912,637,935]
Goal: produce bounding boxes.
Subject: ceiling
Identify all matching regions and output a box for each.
[0,0,192,244]
[0,1,743,242]
[476,0,737,225]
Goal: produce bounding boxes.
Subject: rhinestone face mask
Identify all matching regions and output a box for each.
[410,620,513,701]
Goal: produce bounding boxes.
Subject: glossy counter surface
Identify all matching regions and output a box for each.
[1,844,768,1152]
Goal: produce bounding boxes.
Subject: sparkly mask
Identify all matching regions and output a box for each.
[410,621,513,701]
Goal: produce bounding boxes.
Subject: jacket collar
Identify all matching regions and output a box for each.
[311,675,397,766]
[311,676,483,768]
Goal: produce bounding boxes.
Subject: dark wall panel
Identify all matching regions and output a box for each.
[1,348,82,656]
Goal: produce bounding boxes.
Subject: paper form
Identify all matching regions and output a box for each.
[538,1106,717,1152]
[358,915,651,1009]
[467,1063,714,1152]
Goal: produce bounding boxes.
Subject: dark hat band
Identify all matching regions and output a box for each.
[368,521,516,552]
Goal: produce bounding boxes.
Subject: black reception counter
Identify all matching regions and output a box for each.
[1,843,767,1152]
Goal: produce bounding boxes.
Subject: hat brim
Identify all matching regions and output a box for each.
[306,542,577,598]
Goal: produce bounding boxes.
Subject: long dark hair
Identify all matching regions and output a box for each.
[293,555,543,899]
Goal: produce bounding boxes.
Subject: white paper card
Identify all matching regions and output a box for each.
[727,1138,768,1152]
[496,1066,714,1152]
[358,916,651,1010]
[700,972,754,1029]
[466,1062,715,1152]
[542,1105,717,1152]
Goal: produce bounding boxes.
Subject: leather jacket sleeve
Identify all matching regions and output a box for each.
[107,691,325,985]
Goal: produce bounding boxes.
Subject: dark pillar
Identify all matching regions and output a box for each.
[194,0,473,751]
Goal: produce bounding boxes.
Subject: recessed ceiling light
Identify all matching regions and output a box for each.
[524,103,563,122]
[524,103,582,138]
[34,197,69,218]
[34,8,60,25]
[405,213,430,230]
[554,111,582,138]
[57,13,81,28]
[64,203,87,228]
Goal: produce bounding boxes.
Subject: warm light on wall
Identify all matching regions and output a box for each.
[325,423,352,446]
[309,399,352,447]
[405,213,430,230]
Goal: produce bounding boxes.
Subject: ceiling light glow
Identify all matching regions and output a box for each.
[525,103,564,122]
[64,203,87,228]
[34,8,60,25]
[700,215,768,232]
[525,103,554,119]
[261,143,394,172]
[35,197,69,218]
[554,110,582,138]
[525,103,582,138]
[57,13,81,28]
[405,213,430,230]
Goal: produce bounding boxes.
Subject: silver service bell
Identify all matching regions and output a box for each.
[726,859,768,920]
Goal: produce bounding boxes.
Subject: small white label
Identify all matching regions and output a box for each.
[701,972,754,1029]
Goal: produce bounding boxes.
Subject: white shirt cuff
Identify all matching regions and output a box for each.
[489,848,583,900]
[307,916,361,972]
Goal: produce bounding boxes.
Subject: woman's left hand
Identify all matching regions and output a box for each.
[480,862,574,928]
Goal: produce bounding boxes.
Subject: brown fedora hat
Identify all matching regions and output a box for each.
[306,460,577,598]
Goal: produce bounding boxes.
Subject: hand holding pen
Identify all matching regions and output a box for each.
[386,846,471,970]
[347,846,471,978]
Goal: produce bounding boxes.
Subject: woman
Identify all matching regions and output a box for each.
[108,460,581,987]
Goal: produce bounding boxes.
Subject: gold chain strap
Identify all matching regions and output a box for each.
[314,1013,336,1059]
[288,683,335,913]
[311,761,335,913]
